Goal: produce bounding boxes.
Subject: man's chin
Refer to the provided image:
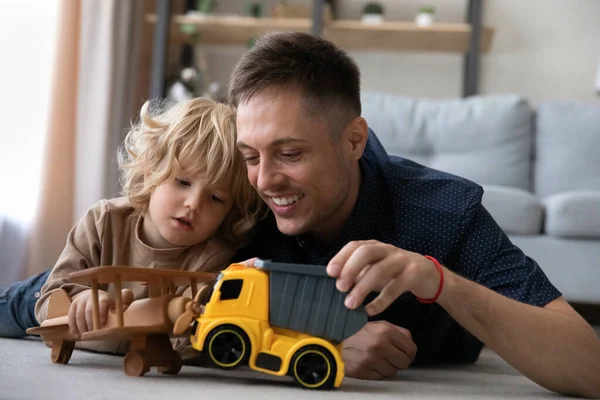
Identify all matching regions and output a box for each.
[274,218,309,237]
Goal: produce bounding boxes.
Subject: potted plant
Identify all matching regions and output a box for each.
[362,2,384,25]
[415,5,435,27]
[247,1,263,18]
[187,0,215,16]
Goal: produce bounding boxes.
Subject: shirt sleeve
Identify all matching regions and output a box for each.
[451,197,562,308]
[34,200,107,323]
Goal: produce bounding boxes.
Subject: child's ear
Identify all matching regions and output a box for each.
[142,171,157,193]
[143,169,153,182]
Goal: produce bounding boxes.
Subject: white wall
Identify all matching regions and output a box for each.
[481,0,600,103]
[201,0,600,104]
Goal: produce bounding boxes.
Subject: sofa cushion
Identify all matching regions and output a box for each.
[361,92,534,191]
[481,185,543,234]
[508,235,600,303]
[535,101,600,198]
[543,191,600,238]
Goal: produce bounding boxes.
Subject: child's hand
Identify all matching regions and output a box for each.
[68,289,115,338]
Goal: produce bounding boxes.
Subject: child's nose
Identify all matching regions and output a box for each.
[184,194,202,211]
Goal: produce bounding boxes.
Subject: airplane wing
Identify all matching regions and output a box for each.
[68,266,216,286]
[27,324,75,341]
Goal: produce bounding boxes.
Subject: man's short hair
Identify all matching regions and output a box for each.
[228,31,361,133]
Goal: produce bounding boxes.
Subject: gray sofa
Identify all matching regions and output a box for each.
[361,92,600,305]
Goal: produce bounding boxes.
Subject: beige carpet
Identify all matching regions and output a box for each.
[1,335,588,400]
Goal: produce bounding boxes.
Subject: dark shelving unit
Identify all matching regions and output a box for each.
[149,0,489,100]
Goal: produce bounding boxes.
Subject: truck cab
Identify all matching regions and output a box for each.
[203,265,269,323]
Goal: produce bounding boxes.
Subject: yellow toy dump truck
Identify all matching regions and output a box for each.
[173,260,368,389]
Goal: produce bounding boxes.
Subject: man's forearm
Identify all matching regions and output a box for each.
[437,269,600,398]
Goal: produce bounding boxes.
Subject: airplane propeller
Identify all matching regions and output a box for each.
[173,285,211,335]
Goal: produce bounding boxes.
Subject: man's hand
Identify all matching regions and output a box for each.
[343,321,417,380]
[68,289,115,338]
[327,240,442,315]
[238,257,259,268]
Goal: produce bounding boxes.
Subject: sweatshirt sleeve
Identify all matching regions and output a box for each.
[34,200,107,323]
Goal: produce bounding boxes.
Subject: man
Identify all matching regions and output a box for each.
[230,32,600,397]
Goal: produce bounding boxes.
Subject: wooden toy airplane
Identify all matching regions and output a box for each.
[26,266,216,377]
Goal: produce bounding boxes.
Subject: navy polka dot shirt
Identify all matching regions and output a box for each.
[236,129,561,364]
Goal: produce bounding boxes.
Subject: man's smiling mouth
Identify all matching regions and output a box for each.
[271,194,304,206]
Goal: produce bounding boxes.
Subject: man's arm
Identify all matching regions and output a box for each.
[329,241,600,397]
[440,270,600,398]
[327,189,600,396]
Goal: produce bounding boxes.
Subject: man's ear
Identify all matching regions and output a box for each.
[344,117,369,161]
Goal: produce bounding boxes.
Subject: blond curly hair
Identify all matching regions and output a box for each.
[118,97,265,247]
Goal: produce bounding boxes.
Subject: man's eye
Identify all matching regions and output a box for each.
[244,156,259,165]
[176,178,191,187]
[281,152,300,160]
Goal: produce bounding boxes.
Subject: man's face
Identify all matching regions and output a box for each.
[236,88,357,240]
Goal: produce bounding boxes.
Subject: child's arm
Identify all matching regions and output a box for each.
[35,200,107,324]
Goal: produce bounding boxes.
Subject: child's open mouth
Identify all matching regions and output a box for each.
[174,217,193,229]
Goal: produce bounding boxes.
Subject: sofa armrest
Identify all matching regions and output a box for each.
[482,185,543,234]
[543,191,600,238]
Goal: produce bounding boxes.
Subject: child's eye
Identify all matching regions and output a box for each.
[211,194,224,203]
[175,178,191,187]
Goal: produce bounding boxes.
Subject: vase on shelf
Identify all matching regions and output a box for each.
[362,2,384,25]
[415,6,435,27]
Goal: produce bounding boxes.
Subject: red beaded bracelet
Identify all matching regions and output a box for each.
[415,255,444,304]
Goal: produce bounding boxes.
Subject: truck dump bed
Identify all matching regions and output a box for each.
[255,260,369,343]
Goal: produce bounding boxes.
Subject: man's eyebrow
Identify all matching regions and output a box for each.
[236,137,308,149]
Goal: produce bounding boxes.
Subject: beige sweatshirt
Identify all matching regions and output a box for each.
[35,197,236,359]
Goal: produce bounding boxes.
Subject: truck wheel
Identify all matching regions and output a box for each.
[290,345,336,390]
[206,325,250,369]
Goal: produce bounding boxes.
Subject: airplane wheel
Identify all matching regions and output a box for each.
[159,352,182,375]
[206,325,250,369]
[51,340,75,364]
[290,345,336,390]
[124,351,148,377]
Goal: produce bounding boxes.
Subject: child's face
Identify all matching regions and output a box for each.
[143,175,234,248]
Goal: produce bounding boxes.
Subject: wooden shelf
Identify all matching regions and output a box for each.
[326,20,494,53]
[146,14,494,53]
[147,14,312,46]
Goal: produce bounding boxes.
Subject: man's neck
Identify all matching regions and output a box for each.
[309,161,364,246]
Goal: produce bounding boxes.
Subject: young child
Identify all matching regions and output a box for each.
[0,97,264,358]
